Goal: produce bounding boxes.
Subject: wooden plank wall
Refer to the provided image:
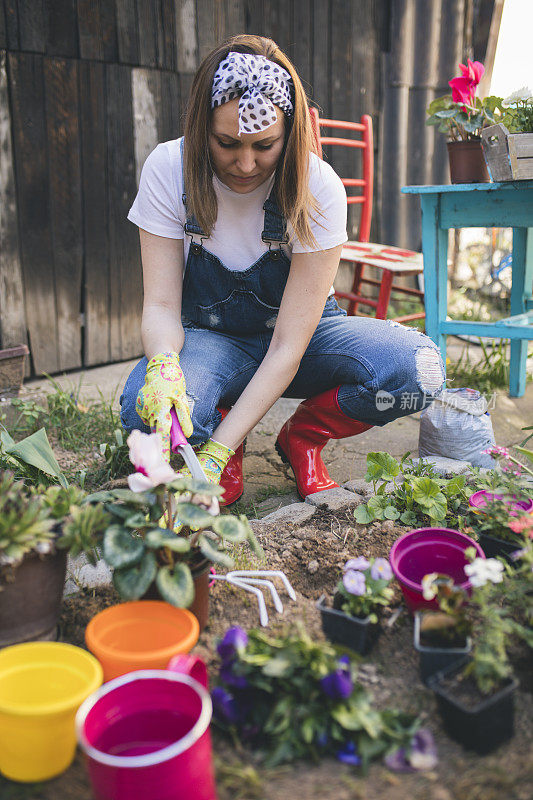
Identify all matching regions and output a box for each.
[1,1,476,374]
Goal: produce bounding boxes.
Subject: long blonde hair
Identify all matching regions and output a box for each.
[184,34,319,248]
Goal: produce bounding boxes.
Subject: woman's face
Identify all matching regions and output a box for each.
[208,98,286,193]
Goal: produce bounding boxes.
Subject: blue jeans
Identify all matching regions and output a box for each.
[120,311,445,447]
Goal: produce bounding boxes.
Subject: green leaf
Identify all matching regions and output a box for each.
[198,534,234,567]
[516,446,533,464]
[145,528,191,553]
[124,511,149,528]
[354,504,374,524]
[262,655,292,678]
[400,509,418,526]
[384,505,400,520]
[435,108,457,118]
[174,503,214,528]
[211,516,248,542]
[156,563,195,607]
[103,525,145,568]
[365,452,400,483]
[3,428,67,487]
[113,550,157,600]
[239,515,264,558]
[367,494,390,520]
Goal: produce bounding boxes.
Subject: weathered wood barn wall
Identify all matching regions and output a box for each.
[0,0,495,375]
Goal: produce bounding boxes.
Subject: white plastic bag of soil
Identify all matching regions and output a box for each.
[418,388,495,468]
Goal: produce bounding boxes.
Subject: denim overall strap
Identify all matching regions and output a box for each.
[262,191,288,247]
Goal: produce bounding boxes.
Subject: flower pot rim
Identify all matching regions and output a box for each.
[427,656,519,713]
[316,594,375,626]
[0,344,29,361]
[468,489,533,515]
[413,611,471,656]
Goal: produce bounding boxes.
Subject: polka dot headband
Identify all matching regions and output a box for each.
[211,51,294,135]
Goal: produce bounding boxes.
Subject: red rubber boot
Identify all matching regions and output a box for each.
[275,387,372,498]
[217,408,244,506]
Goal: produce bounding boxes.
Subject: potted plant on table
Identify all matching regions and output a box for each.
[317,556,394,655]
[482,87,533,180]
[427,553,523,753]
[87,431,262,630]
[426,59,504,183]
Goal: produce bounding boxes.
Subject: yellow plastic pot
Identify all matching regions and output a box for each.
[0,641,103,782]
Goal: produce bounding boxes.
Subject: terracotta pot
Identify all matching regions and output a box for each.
[447,140,490,184]
[143,559,211,632]
[0,548,67,647]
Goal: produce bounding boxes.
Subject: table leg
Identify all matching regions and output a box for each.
[509,228,533,397]
[420,196,449,365]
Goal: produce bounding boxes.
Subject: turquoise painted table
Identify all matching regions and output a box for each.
[402,181,533,397]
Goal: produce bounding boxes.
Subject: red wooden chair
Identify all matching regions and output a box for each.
[309,107,425,323]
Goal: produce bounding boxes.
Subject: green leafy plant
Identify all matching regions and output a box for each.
[353,452,470,527]
[0,425,68,487]
[0,471,55,568]
[212,627,427,772]
[501,87,533,133]
[335,557,394,623]
[87,430,262,608]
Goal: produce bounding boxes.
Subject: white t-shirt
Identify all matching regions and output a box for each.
[128,137,348,271]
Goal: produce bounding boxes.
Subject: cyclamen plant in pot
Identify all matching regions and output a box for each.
[426,59,504,183]
[87,431,262,630]
[212,626,438,773]
[317,557,394,655]
[427,553,523,753]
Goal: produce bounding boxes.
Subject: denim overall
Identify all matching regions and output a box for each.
[120,140,445,446]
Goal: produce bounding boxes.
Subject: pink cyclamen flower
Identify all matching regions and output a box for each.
[449,76,475,106]
[127,430,177,491]
[459,59,485,85]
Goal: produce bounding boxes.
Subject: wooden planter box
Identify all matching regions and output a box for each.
[0,345,29,397]
[481,123,533,181]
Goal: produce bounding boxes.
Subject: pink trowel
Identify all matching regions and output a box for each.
[169,407,208,482]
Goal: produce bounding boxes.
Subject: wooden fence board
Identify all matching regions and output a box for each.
[159,69,182,140]
[137,0,158,67]
[8,52,58,373]
[312,0,329,112]
[116,0,139,64]
[244,0,263,35]
[44,57,83,371]
[0,5,6,48]
[160,0,177,70]
[3,2,18,49]
[17,0,45,53]
[45,0,78,57]
[78,0,118,61]
[176,0,198,72]
[79,60,110,365]
[291,0,312,93]
[132,67,160,184]
[223,0,245,38]
[106,63,143,361]
[0,50,26,350]
[196,0,217,62]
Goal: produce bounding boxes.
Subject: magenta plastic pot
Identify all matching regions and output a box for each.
[468,490,533,516]
[76,655,216,800]
[390,528,485,612]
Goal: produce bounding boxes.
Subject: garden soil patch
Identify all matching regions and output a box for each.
[1,510,532,800]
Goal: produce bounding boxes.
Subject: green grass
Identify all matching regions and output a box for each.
[447,338,533,395]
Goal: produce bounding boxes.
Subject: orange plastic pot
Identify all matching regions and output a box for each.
[85,601,200,683]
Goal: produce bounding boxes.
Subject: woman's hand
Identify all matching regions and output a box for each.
[213,245,343,449]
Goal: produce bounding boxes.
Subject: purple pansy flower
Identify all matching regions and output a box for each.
[343,569,366,596]
[385,729,438,772]
[320,669,353,700]
[211,687,240,724]
[336,741,361,766]
[219,661,249,689]
[337,655,351,671]
[344,557,370,572]
[217,626,248,662]
[370,558,392,581]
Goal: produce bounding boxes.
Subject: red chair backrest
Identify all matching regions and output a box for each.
[309,107,373,243]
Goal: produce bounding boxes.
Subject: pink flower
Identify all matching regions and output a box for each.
[127,430,177,491]
[459,59,484,85]
[449,76,474,107]
[508,515,533,534]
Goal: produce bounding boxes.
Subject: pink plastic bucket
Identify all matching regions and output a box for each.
[75,656,216,800]
[468,490,533,516]
[390,528,485,612]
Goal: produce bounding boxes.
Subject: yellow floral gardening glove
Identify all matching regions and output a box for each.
[136,352,193,462]
[179,439,235,485]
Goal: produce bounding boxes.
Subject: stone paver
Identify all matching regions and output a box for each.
[260,502,316,524]
[343,478,373,496]
[64,553,112,595]
[305,487,363,511]
[411,456,473,475]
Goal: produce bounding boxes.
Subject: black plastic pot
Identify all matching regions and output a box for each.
[428,658,518,754]
[414,612,471,686]
[317,594,379,655]
[477,532,519,563]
